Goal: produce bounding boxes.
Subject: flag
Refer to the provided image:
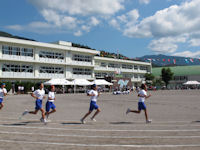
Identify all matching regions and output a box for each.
[162,59,166,62]
[173,59,176,64]
[168,59,170,62]
[185,59,189,63]
[190,58,194,63]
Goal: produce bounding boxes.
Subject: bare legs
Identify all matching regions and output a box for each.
[0,103,4,110]
[45,109,56,116]
[29,108,45,119]
[81,108,101,123]
[127,108,150,122]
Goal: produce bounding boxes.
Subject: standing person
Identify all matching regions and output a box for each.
[21,83,46,123]
[80,84,100,124]
[45,85,56,121]
[0,83,7,110]
[126,84,152,123]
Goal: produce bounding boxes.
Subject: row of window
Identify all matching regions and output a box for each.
[39,51,64,60]
[73,68,92,75]
[2,64,33,73]
[39,66,64,74]
[2,45,33,57]
[72,54,92,62]
[95,72,115,77]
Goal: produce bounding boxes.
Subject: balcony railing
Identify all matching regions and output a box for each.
[72,74,92,79]
[2,54,34,61]
[39,73,65,78]
[2,72,34,78]
[39,58,65,63]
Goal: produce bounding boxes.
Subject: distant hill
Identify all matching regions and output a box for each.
[0,31,36,41]
[138,54,200,67]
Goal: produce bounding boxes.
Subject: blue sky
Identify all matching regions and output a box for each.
[1,0,200,58]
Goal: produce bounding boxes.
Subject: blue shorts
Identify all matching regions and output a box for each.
[138,102,146,110]
[89,101,99,111]
[46,101,56,112]
[35,99,42,110]
[0,98,3,104]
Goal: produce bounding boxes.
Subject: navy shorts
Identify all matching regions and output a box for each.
[46,101,56,112]
[0,98,3,104]
[89,101,99,111]
[35,99,42,110]
[138,102,146,110]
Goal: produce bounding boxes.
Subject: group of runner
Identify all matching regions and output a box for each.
[0,82,152,124]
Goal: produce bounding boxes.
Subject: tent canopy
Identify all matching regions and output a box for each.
[44,78,73,85]
[72,79,92,86]
[183,81,200,85]
[92,79,113,86]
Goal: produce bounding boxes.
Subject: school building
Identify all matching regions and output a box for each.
[0,36,151,86]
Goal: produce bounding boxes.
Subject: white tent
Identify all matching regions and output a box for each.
[44,78,73,85]
[183,81,200,85]
[71,79,92,86]
[92,79,113,86]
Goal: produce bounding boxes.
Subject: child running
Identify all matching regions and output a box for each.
[45,85,56,121]
[21,83,46,123]
[80,84,100,124]
[126,83,152,123]
[0,83,7,110]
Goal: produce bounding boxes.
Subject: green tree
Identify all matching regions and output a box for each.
[144,73,155,81]
[161,68,174,87]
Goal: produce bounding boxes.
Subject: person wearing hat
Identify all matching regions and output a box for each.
[80,84,101,124]
[45,85,56,121]
[0,83,7,110]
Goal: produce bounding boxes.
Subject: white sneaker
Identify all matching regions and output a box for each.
[43,118,47,123]
[91,118,96,122]
[126,108,131,114]
[22,109,29,116]
[146,120,152,124]
[80,118,86,124]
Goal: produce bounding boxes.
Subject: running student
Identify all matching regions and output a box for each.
[21,83,46,123]
[0,83,7,110]
[45,85,56,121]
[126,84,152,123]
[80,84,100,124]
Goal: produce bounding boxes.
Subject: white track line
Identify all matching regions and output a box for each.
[0,131,200,139]
[0,124,200,132]
[0,139,200,148]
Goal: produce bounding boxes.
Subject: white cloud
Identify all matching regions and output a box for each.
[148,36,187,53]
[109,19,121,30]
[139,0,150,5]
[6,25,23,31]
[74,30,82,36]
[90,17,100,26]
[28,0,125,16]
[173,51,200,58]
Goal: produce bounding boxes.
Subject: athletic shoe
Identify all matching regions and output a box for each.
[126,108,131,114]
[22,109,29,116]
[80,118,86,124]
[91,118,96,122]
[40,117,44,122]
[46,114,49,119]
[146,120,152,124]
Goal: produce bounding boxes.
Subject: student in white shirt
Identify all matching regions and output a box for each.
[126,84,152,123]
[21,83,46,123]
[81,84,100,124]
[45,85,56,120]
[0,83,7,110]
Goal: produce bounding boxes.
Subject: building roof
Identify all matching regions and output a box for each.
[152,65,200,77]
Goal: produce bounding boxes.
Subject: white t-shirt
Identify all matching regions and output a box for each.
[48,91,55,102]
[0,88,7,98]
[89,90,98,102]
[138,89,147,102]
[33,89,45,100]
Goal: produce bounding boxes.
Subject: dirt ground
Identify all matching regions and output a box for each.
[0,90,200,150]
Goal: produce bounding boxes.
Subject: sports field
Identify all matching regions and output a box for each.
[0,90,200,150]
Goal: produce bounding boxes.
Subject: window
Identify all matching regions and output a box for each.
[39,66,64,74]
[108,63,120,68]
[2,64,33,73]
[73,68,92,75]
[39,51,64,60]
[140,66,147,71]
[134,65,138,70]
[122,64,133,69]
[100,62,107,67]
[95,72,113,77]
[72,54,92,62]
[134,74,138,78]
